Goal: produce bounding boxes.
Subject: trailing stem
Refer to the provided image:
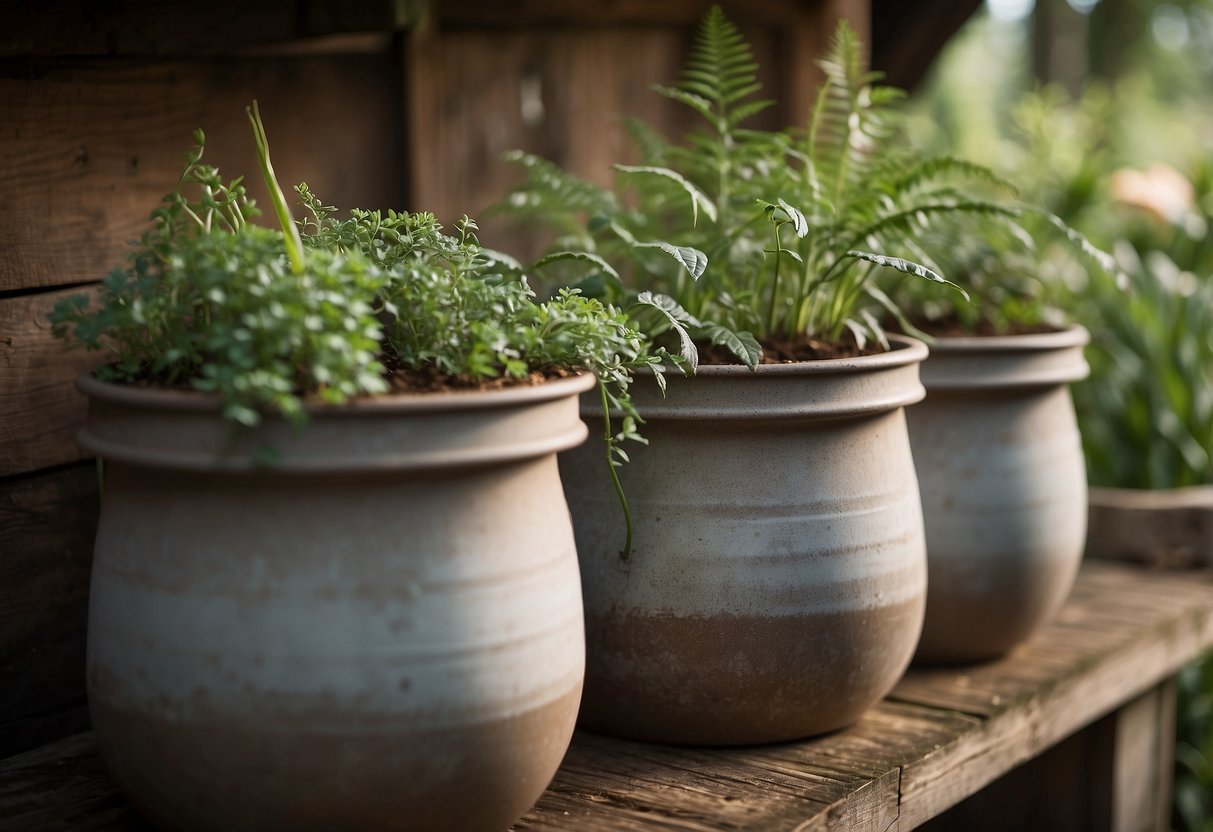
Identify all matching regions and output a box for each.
[600,380,634,560]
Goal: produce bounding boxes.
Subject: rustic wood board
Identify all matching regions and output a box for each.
[0,734,151,831]
[0,0,401,58]
[3,561,1211,830]
[0,54,404,293]
[0,289,102,477]
[406,21,814,262]
[0,463,99,758]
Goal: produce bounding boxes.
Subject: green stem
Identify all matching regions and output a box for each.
[247,101,305,274]
[766,221,784,334]
[600,379,633,560]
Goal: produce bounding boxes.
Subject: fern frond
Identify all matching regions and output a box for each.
[623,116,670,164]
[879,155,1020,198]
[809,20,900,209]
[494,151,618,235]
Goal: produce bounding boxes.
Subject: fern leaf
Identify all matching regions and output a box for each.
[623,116,670,164]
[615,165,718,225]
[534,250,621,280]
[847,250,970,300]
[634,291,701,372]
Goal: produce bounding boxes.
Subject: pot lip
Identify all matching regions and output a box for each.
[673,333,928,377]
[75,369,597,414]
[920,323,1090,353]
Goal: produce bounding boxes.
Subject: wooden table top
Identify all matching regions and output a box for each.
[4,560,1213,832]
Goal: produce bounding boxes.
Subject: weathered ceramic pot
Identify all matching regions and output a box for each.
[909,325,1090,665]
[559,337,929,745]
[78,372,593,832]
[1087,485,1213,569]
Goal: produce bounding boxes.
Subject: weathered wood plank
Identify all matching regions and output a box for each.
[0,289,102,477]
[0,0,402,58]
[3,562,1212,829]
[430,0,831,27]
[0,463,99,758]
[895,562,1213,828]
[0,734,151,830]
[1111,682,1175,832]
[913,709,1117,831]
[406,22,796,262]
[1,54,405,292]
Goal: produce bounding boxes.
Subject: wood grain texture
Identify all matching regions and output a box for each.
[1,53,404,292]
[0,289,102,477]
[0,734,151,830]
[0,0,402,58]
[0,463,99,759]
[3,562,1211,830]
[406,23,792,261]
[893,565,1213,827]
[431,0,856,27]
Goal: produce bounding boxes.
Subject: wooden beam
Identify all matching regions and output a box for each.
[0,289,102,477]
[0,0,406,58]
[1,53,406,293]
[0,463,98,758]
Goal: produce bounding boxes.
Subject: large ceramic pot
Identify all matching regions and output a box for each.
[78,372,593,832]
[559,337,929,745]
[908,325,1090,665]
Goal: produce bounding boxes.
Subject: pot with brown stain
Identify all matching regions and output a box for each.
[559,336,929,745]
[908,325,1090,665]
[77,372,592,832]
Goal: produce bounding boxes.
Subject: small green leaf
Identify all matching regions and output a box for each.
[478,248,524,273]
[615,164,718,225]
[633,291,700,373]
[633,240,709,279]
[702,324,762,369]
[777,198,809,238]
[533,250,621,280]
[846,249,970,301]
[634,291,703,328]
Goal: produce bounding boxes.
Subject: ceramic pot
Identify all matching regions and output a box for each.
[559,337,929,745]
[78,373,593,832]
[1087,485,1213,569]
[909,325,1090,665]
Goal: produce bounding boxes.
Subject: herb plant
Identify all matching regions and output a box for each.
[500,8,1015,359]
[52,104,672,557]
[49,128,388,427]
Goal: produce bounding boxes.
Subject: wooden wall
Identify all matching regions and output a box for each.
[0,0,943,760]
[0,0,409,759]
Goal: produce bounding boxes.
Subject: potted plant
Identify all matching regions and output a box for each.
[50,106,669,832]
[1077,242,1213,567]
[497,9,1008,744]
[879,207,1113,665]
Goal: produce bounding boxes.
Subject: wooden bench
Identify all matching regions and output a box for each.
[4,560,1211,831]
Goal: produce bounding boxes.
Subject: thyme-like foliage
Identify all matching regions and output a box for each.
[51,108,670,559]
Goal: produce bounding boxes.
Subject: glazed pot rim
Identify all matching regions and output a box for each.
[920,324,1089,353]
[660,334,928,377]
[76,370,597,415]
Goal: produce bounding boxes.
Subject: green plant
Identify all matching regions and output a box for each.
[499,8,1019,359]
[49,127,388,427]
[875,206,1115,336]
[1073,244,1213,490]
[291,186,674,556]
[51,104,673,556]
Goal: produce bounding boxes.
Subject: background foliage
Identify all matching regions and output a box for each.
[910,3,1213,828]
